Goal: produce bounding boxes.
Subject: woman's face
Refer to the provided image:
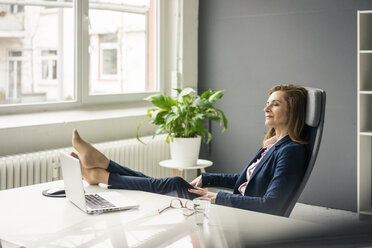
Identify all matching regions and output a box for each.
[264,91,289,131]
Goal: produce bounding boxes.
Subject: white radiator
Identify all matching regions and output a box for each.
[0,135,172,190]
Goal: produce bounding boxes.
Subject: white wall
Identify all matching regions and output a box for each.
[0,103,155,156]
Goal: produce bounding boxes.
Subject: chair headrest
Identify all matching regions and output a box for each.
[305,87,323,127]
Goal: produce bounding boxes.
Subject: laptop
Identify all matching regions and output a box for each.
[59,152,139,214]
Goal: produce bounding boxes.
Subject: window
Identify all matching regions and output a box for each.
[0,1,74,105]
[88,1,155,97]
[9,4,24,14]
[102,47,117,75]
[8,51,23,103]
[100,34,118,77]
[41,50,57,81]
[0,0,158,111]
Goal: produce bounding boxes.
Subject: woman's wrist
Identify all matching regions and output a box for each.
[211,193,217,204]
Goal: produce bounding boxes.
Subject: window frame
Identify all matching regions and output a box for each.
[81,1,158,104]
[0,0,163,114]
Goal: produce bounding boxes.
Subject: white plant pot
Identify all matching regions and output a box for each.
[170,136,202,167]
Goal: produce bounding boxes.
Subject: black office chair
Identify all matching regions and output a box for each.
[282,87,326,217]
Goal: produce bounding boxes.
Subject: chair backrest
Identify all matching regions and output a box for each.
[282,87,326,217]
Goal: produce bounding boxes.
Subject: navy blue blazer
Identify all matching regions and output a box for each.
[202,135,307,216]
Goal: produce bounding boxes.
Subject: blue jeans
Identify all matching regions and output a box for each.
[107,160,199,199]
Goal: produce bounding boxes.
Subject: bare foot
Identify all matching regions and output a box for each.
[70,152,109,185]
[82,167,109,185]
[72,129,110,169]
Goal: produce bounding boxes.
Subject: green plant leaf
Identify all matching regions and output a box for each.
[180,87,195,97]
[174,88,182,94]
[152,128,164,139]
[165,113,179,125]
[191,119,207,138]
[145,94,176,110]
[207,132,213,144]
[204,112,220,121]
[192,113,204,121]
[182,95,191,105]
[215,108,228,133]
[178,88,194,103]
[208,90,224,103]
[151,110,168,125]
[201,89,213,99]
[179,105,187,115]
[147,108,158,117]
[172,125,185,136]
[191,98,212,110]
[199,131,206,143]
[136,120,146,144]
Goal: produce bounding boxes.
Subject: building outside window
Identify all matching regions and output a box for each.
[88,4,151,95]
[0,0,156,110]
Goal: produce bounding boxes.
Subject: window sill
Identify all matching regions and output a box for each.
[0,101,151,129]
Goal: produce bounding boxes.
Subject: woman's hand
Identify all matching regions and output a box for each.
[188,187,217,204]
[190,175,203,188]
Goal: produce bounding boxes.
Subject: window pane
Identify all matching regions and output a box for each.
[0,3,74,105]
[8,61,14,100]
[9,51,22,57]
[102,48,117,75]
[16,61,22,97]
[52,60,57,79]
[42,60,49,80]
[101,34,117,43]
[89,0,156,95]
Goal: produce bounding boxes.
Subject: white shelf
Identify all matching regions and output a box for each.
[360,210,372,216]
[358,11,372,218]
[360,131,372,136]
[359,10,372,14]
[360,91,372,94]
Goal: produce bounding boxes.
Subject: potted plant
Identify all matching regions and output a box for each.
[137,88,228,167]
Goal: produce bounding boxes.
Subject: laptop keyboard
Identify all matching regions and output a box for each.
[85,194,116,210]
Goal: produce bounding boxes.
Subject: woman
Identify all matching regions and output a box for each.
[71,84,308,216]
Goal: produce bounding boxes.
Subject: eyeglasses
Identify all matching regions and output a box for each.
[158,198,195,216]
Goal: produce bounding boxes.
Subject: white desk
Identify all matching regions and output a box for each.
[0,181,324,248]
[159,159,213,177]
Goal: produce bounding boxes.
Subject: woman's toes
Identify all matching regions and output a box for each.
[72,129,87,153]
[70,152,79,160]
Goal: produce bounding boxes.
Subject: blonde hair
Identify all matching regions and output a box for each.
[264,84,308,144]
